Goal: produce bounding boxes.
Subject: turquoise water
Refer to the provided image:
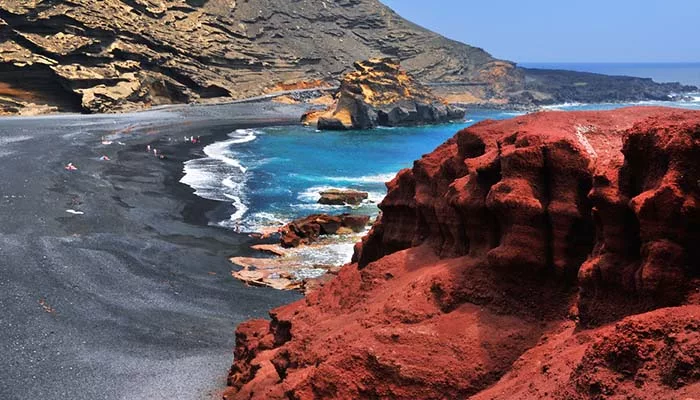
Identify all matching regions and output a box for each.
[180,99,700,266]
[182,101,700,233]
[181,109,524,235]
[520,62,700,87]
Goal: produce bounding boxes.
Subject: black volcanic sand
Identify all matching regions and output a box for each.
[0,102,307,400]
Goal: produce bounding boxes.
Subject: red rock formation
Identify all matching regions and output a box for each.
[279,214,370,248]
[224,107,700,399]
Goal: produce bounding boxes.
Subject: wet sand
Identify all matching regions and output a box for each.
[0,102,306,399]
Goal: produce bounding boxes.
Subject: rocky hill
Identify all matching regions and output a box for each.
[304,58,465,129]
[1,1,695,115]
[0,0,518,115]
[225,107,700,399]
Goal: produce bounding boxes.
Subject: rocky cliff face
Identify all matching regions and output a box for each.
[305,58,465,129]
[1,1,694,116]
[225,107,700,399]
[0,0,518,114]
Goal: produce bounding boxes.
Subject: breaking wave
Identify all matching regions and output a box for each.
[180,128,259,223]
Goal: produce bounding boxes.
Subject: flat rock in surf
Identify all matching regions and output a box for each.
[317,189,370,206]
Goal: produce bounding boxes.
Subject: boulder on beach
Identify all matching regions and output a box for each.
[303,58,465,130]
[317,189,369,205]
[279,213,370,248]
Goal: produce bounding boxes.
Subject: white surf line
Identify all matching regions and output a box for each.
[324,172,397,183]
[181,128,262,228]
[201,129,257,174]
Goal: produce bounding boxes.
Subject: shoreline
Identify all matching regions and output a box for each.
[3,99,700,398]
[3,86,698,119]
[0,101,307,399]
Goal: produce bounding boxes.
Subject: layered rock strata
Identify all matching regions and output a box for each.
[0,0,518,114]
[306,58,465,130]
[225,107,700,399]
[2,1,694,115]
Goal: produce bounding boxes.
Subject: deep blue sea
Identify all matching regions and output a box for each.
[181,67,700,267]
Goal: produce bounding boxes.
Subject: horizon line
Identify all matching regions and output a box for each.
[517,61,700,64]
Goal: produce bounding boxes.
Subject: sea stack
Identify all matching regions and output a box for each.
[225,107,700,399]
[303,58,465,130]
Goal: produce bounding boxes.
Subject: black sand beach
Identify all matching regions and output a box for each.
[0,102,306,399]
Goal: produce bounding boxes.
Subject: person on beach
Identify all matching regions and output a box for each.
[64,162,77,171]
[100,155,110,161]
[153,148,158,157]
[147,144,151,152]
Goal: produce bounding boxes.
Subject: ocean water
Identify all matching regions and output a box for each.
[520,62,700,87]
[181,99,700,269]
[181,109,522,234]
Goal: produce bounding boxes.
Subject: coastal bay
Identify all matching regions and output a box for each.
[0,102,306,400]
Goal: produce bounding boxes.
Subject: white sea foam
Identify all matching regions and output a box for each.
[286,241,359,268]
[297,185,385,205]
[224,194,248,221]
[289,172,397,184]
[180,128,262,223]
[541,102,584,110]
[325,172,397,184]
[297,185,336,203]
[220,211,288,233]
[200,129,257,173]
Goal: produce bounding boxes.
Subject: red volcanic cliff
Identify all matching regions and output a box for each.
[224,107,700,399]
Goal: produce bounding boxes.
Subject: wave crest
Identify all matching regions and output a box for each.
[179,128,261,221]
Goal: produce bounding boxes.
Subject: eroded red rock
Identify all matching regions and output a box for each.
[225,107,700,399]
[279,213,370,248]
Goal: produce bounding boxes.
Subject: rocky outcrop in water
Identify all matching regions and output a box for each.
[225,107,700,399]
[306,58,465,130]
[317,188,369,205]
[279,213,370,248]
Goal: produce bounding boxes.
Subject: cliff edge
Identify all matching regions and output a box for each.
[225,107,700,399]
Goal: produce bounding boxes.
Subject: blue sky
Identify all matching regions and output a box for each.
[379,0,700,63]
